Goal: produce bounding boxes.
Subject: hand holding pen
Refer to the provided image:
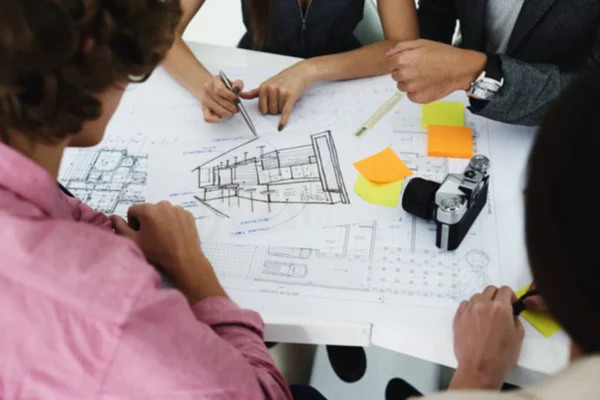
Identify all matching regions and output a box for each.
[199,74,245,123]
[220,71,258,137]
[513,283,546,316]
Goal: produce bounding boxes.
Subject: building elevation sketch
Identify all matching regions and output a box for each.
[192,131,349,218]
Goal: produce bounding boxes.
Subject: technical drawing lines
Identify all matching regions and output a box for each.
[59,148,147,216]
[191,131,350,217]
[263,261,308,278]
[194,196,230,218]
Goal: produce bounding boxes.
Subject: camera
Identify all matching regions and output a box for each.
[401,155,490,251]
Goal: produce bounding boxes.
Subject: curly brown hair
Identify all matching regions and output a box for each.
[0,0,182,144]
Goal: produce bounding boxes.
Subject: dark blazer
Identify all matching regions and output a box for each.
[418,0,600,125]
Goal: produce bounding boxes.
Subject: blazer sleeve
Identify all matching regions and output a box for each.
[417,0,458,44]
[472,25,600,126]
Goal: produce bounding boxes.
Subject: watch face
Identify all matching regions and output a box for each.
[470,78,502,100]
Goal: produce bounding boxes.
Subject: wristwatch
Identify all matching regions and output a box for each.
[468,55,503,110]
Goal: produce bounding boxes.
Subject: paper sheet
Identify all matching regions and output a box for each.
[422,101,465,128]
[145,130,400,242]
[353,147,413,183]
[516,285,561,338]
[57,61,568,371]
[58,68,402,247]
[354,175,403,208]
[427,125,474,159]
[200,110,504,320]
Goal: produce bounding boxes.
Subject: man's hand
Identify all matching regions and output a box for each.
[450,286,525,390]
[386,39,487,104]
[111,202,226,304]
[241,60,317,131]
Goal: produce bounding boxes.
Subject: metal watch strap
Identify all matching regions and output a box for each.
[469,54,502,111]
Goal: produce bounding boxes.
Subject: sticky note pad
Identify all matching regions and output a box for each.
[353,147,412,183]
[422,101,465,128]
[516,285,562,338]
[427,125,474,159]
[354,174,403,208]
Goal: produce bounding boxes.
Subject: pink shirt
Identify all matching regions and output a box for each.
[0,143,292,400]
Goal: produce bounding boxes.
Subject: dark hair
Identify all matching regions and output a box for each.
[247,0,271,49]
[525,67,600,354]
[0,0,182,144]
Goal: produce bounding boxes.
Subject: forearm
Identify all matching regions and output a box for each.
[162,35,212,100]
[449,366,504,391]
[307,40,408,83]
[171,250,228,304]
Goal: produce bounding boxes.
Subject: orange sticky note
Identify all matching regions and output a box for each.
[427,125,474,159]
[353,147,413,183]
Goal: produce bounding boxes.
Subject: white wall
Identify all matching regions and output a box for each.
[182,0,245,47]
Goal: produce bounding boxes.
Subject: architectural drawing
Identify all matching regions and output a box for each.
[192,131,349,218]
[59,148,147,216]
[201,115,499,306]
[263,261,308,278]
[203,217,493,303]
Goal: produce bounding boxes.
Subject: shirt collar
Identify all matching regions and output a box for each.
[0,142,73,219]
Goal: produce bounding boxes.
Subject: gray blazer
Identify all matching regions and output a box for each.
[417,0,600,125]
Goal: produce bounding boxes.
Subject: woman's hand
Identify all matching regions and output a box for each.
[241,60,317,130]
[450,286,525,390]
[200,75,244,123]
[111,202,226,304]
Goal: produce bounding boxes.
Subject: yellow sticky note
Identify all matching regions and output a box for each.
[516,285,562,338]
[422,101,465,128]
[427,125,474,159]
[353,147,413,183]
[354,174,403,208]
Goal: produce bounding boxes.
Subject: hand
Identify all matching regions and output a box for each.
[111,202,226,303]
[241,60,316,130]
[450,286,525,390]
[386,39,487,104]
[523,282,547,313]
[200,75,244,123]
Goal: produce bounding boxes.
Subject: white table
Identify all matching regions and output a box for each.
[168,41,570,387]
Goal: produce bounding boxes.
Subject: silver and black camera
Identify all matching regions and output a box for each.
[401,155,490,251]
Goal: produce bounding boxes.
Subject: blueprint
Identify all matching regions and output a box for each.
[145,127,397,241]
[58,68,401,246]
[59,66,502,320]
[198,109,503,321]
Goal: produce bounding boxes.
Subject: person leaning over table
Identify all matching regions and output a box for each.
[385,0,600,126]
[162,0,419,130]
[407,68,600,399]
[0,1,298,398]
[297,68,600,400]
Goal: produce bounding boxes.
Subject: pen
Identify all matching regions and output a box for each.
[219,70,258,137]
[353,91,406,137]
[512,289,539,316]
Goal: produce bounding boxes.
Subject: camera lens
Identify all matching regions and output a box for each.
[401,177,441,220]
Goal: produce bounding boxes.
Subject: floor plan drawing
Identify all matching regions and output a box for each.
[192,131,349,218]
[203,215,496,307]
[59,148,147,216]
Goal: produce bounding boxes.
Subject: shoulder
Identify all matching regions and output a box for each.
[0,215,160,324]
